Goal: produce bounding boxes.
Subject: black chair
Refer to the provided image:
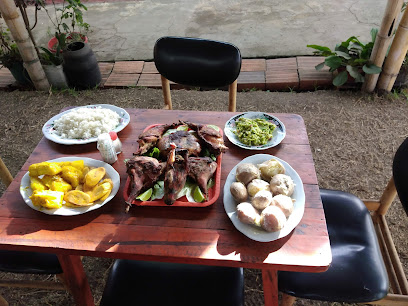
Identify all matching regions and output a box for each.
[100,260,244,306]
[0,157,69,303]
[153,36,242,111]
[278,138,408,306]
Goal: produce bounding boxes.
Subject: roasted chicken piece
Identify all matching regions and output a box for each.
[125,156,166,209]
[188,157,217,198]
[182,121,228,156]
[157,130,201,158]
[163,144,188,205]
[134,123,177,155]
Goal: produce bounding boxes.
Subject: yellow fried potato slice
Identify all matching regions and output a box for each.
[98,179,113,201]
[88,182,112,202]
[28,162,62,177]
[30,177,47,192]
[81,166,90,183]
[64,190,92,206]
[61,166,82,188]
[57,160,85,171]
[65,200,94,207]
[30,190,64,209]
[85,167,106,188]
[49,176,72,193]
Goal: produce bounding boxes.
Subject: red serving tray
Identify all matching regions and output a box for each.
[123,124,222,207]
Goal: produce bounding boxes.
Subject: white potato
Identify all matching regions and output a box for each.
[247,179,270,197]
[258,159,285,181]
[251,190,273,210]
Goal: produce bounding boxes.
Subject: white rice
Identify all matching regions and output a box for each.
[53,107,120,139]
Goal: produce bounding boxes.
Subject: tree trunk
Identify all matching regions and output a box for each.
[363,0,404,92]
[0,0,49,91]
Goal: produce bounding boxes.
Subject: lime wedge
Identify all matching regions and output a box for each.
[207,124,220,131]
[136,188,153,201]
[193,186,205,203]
[176,125,188,131]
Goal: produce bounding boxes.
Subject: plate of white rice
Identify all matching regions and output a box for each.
[42,104,130,145]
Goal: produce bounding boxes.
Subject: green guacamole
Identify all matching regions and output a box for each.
[233,117,276,146]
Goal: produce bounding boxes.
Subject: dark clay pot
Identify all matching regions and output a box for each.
[395,65,408,88]
[8,61,32,86]
[62,42,101,89]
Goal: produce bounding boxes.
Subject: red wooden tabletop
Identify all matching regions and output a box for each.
[0,109,331,305]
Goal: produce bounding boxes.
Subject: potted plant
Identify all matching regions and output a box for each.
[0,27,31,86]
[307,29,382,87]
[36,0,90,52]
[39,43,68,88]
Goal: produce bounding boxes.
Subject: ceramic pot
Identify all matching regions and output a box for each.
[8,61,32,86]
[394,65,408,88]
[62,42,101,89]
[43,64,68,89]
[48,33,88,53]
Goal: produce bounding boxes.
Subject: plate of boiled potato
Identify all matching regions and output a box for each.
[223,154,305,242]
[20,157,120,215]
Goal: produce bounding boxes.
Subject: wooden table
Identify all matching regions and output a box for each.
[0,109,331,306]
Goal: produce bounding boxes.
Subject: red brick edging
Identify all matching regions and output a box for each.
[0,57,333,91]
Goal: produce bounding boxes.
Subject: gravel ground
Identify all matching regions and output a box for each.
[0,87,407,306]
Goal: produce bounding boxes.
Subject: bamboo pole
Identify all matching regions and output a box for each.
[378,4,408,92]
[363,0,404,92]
[0,0,49,90]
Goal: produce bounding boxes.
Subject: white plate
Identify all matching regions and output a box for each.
[20,157,120,216]
[223,154,305,242]
[42,104,130,145]
[224,112,286,150]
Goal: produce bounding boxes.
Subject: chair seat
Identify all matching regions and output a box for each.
[0,250,62,274]
[101,260,244,306]
[278,189,389,303]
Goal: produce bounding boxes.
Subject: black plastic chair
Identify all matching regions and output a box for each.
[100,260,244,306]
[153,36,242,111]
[0,157,68,303]
[278,138,408,306]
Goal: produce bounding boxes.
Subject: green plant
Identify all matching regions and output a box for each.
[37,0,90,50]
[39,47,63,66]
[307,29,382,87]
[0,27,23,69]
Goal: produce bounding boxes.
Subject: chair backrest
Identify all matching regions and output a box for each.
[393,137,408,216]
[154,36,242,88]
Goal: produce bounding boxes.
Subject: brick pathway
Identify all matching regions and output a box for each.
[0,57,333,91]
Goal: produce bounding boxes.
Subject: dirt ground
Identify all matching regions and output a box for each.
[0,87,407,306]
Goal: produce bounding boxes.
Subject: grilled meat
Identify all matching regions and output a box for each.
[188,157,217,197]
[182,121,228,156]
[157,130,201,158]
[163,144,188,205]
[126,156,166,206]
[135,123,178,155]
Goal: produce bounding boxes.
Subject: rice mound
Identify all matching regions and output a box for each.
[53,107,120,139]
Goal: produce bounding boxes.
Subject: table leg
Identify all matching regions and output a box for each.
[262,269,279,306]
[57,254,95,306]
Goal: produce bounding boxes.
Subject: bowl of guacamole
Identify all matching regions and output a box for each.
[224,112,286,150]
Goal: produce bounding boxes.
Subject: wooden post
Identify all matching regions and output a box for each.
[0,0,49,91]
[363,0,404,92]
[228,80,237,112]
[378,4,408,92]
[160,75,172,110]
[0,157,13,188]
